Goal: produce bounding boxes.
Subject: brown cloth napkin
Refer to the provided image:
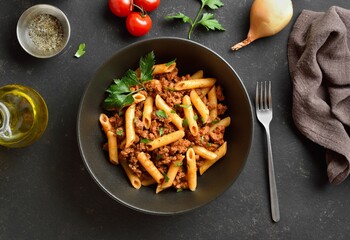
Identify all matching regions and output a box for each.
[288,6,350,184]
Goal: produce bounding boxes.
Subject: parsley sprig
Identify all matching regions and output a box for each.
[165,0,225,39]
[74,43,86,58]
[103,51,155,112]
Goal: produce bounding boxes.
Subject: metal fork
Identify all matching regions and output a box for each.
[255,81,280,223]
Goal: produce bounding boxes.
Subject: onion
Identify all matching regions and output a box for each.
[231,0,293,51]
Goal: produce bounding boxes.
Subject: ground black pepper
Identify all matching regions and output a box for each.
[28,14,64,52]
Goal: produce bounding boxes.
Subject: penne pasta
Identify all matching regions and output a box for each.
[174,78,216,91]
[155,94,184,130]
[147,130,185,151]
[190,90,209,123]
[142,96,153,129]
[141,176,157,186]
[198,87,211,98]
[208,86,218,120]
[190,70,204,79]
[210,117,231,132]
[137,152,164,184]
[186,148,197,191]
[135,62,175,77]
[199,142,227,175]
[192,146,217,160]
[99,113,113,134]
[120,158,141,189]
[125,104,136,148]
[152,62,176,75]
[99,114,118,164]
[106,131,118,165]
[132,92,146,103]
[156,156,184,193]
[119,139,126,150]
[182,95,199,136]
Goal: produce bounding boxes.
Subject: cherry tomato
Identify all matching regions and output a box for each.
[134,0,160,12]
[126,12,152,37]
[109,0,133,17]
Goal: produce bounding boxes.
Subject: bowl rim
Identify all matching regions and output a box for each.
[77,37,254,215]
[16,4,71,58]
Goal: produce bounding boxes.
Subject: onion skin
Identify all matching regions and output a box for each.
[231,0,293,51]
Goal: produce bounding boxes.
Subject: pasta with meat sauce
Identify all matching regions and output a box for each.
[99,60,230,193]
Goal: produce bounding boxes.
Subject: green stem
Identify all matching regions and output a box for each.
[188,2,205,39]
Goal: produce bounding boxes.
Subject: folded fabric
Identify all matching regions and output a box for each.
[288,6,350,184]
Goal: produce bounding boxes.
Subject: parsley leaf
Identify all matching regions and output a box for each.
[74,43,86,58]
[166,59,176,67]
[180,104,192,109]
[116,129,123,136]
[107,79,131,94]
[156,154,163,161]
[155,110,167,118]
[183,118,189,128]
[140,138,150,144]
[162,173,170,182]
[211,119,220,125]
[103,51,155,112]
[198,13,225,31]
[159,127,164,136]
[121,70,140,86]
[103,92,134,111]
[174,161,183,167]
[193,114,199,121]
[165,13,193,24]
[140,51,155,82]
[202,0,224,9]
[165,0,224,39]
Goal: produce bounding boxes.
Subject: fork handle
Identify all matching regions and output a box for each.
[265,126,280,222]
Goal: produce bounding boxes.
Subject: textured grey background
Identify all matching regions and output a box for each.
[1,0,350,239]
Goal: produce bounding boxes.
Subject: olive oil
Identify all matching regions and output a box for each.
[0,85,48,147]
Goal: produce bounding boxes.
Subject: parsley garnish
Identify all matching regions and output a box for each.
[211,119,220,125]
[176,188,183,192]
[139,51,155,81]
[155,110,167,118]
[165,59,176,66]
[193,114,198,121]
[159,127,164,136]
[74,43,86,58]
[140,138,150,144]
[116,129,123,136]
[162,173,170,182]
[180,104,191,109]
[156,154,163,161]
[183,118,189,128]
[165,0,225,39]
[103,52,155,112]
[174,162,183,167]
[170,110,176,114]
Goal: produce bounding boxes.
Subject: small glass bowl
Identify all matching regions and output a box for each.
[16,4,71,58]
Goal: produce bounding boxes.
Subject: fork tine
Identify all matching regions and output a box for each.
[255,82,259,109]
[264,81,267,110]
[268,81,272,109]
[260,82,263,110]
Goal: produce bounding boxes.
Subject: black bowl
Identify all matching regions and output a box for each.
[77,37,253,215]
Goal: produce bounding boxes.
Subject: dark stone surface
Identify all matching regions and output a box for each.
[1,0,350,239]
